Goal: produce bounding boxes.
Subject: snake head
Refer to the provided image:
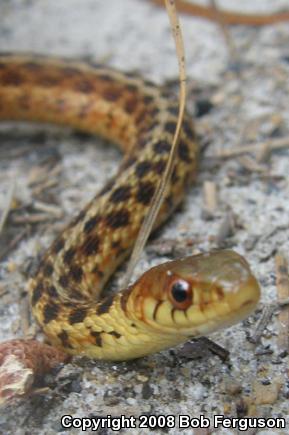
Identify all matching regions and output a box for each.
[128,250,260,338]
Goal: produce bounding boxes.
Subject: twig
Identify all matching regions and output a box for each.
[209,0,238,64]
[178,337,229,361]
[19,292,31,337]
[203,181,218,215]
[275,253,289,353]
[250,305,276,344]
[11,213,59,225]
[251,298,289,344]
[31,179,58,196]
[147,237,200,258]
[0,228,28,262]
[0,180,15,236]
[215,136,289,159]
[122,0,187,287]
[237,156,265,173]
[29,163,61,186]
[151,0,289,26]
[197,337,229,361]
[33,201,63,218]
[215,210,235,246]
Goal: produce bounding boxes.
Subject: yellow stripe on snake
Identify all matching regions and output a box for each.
[0,54,260,376]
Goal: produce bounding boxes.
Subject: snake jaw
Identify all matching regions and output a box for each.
[182,275,260,337]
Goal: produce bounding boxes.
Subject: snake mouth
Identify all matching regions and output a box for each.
[179,274,260,337]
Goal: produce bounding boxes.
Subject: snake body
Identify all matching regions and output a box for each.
[0,54,260,361]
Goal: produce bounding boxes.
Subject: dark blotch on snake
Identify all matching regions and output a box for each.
[153,140,171,155]
[59,274,69,289]
[124,97,138,114]
[75,79,95,93]
[135,109,147,125]
[164,121,177,135]
[43,262,54,277]
[178,140,191,162]
[135,160,152,178]
[120,287,133,313]
[102,87,121,102]
[62,67,80,77]
[121,156,137,170]
[37,75,59,87]
[69,265,83,283]
[110,185,131,203]
[183,120,195,140]
[125,83,138,92]
[143,79,155,87]
[90,330,102,347]
[47,285,58,298]
[154,160,166,175]
[136,181,155,205]
[167,105,179,116]
[108,331,121,339]
[106,209,130,229]
[143,94,154,104]
[84,215,101,233]
[171,166,179,183]
[97,294,114,315]
[63,247,76,265]
[81,235,100,256]
[98,179,115,197]
[92,266,104,278]
[1,71,23,86]
[52,237,65,254]
[58,330,72,348]
[31,283,44,306]
[98,74,114,82]
[70,210,86,227]
[22,62,42,71]
[43,302,59,323]
[68,307,88,324]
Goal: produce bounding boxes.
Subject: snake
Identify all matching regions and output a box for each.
[0,53,260,380]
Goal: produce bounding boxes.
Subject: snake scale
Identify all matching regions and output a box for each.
[0,54,260,372]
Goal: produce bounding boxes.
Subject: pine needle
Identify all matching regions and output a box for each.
[122,0,187,287]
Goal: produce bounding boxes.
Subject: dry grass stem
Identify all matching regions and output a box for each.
[215,136,289,159]
[203,180,218,215]
[151,0,289,26]
[0,180,15,236]
[123,0,187,286]
[209,0,238,63]
[250,305,276,344]
[275,253,289,353]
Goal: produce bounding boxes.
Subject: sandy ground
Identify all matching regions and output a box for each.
[0,0,289,434]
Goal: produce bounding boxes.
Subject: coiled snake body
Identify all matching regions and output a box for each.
[0,54,260,363]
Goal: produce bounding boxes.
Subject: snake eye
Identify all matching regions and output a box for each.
[169,279,192,310]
